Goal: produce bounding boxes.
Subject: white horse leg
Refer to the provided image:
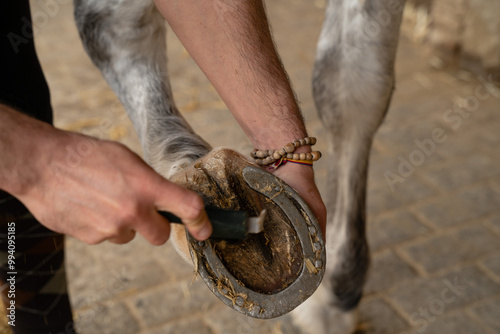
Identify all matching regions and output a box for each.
[73,0,211,177]
[292,0,405,333]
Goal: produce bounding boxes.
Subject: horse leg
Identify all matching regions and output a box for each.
[73,0,211,178]
[292,0,405,332]
[74,0,212,260]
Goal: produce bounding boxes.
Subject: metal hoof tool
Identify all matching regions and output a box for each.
[186,166,326,319]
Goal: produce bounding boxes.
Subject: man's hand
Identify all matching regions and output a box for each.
[0,106,212,245]
[24,134,212,245]
[271,163,327,237]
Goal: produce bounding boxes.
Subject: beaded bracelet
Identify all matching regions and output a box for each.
[250,136,322,167]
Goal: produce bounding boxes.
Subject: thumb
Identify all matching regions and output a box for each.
[155,179,212,241]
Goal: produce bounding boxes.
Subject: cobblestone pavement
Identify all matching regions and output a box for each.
[2,1,500,333]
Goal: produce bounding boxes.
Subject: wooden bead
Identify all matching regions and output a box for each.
[256,150,267,158]
[251,137,319,166]
[268,156,277,163]
[285,143,295,153]
[311,151,321,161]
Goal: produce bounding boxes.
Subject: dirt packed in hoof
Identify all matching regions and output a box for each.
[170,148,303,294]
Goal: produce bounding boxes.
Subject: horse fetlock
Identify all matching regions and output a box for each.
[292,283,359,334]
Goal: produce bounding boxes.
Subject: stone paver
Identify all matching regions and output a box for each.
[481,253,500,280]
[142,318,212,334]
[469,298,500,333]
[421,155,500,191]
[364,250,418,295]
[367,176,437,215]
[402,312,487,334]
[0,0,499,334]
[388,266,500,316]
[75,301,140,334]
[67,237,170,310]
[203,306,279,334]
[400,224,500,274]
[367,210,431,252]
[129,280,218,328]
[487,213,500,232]
[416,184,500,228]
[358,298,408,334]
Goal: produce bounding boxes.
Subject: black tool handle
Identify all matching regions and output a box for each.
[158,207,248,240]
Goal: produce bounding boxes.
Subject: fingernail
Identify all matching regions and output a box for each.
[197,223,212,241]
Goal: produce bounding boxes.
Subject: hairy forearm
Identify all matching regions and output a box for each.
[0,104,56,196]
[154,0,307,149]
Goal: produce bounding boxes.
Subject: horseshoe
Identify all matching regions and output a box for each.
[186,166,326,319]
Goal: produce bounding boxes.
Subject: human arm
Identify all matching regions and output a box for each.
[153,0,327,232]
[0,104,212,244]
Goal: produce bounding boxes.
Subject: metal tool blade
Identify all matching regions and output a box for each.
[246,209,267,234]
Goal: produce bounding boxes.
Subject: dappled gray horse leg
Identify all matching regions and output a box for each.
[292,0,405,333]
[74,0,210,177]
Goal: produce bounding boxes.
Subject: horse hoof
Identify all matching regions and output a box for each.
[291,283,359,334]
[169,148,326,319]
